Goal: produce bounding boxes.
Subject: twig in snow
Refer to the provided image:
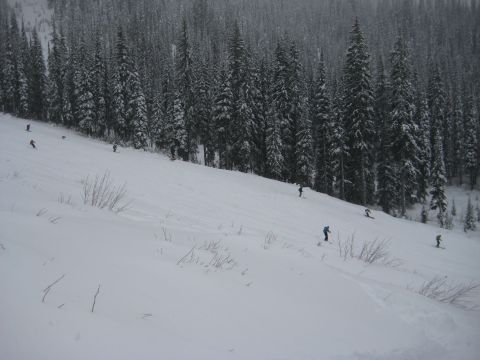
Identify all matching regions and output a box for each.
[176,246,196,266]
[91,284,101,313]
[36,208,48,217]
[42,274,65,303]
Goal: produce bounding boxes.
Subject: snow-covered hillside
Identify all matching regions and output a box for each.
[8,0,52,59]
[1,114,479,360]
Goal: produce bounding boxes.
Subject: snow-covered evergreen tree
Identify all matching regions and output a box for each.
[464,197,476,232]
[172,89,188,159]
[463,95,478,190]
[312,56,333,194]
[343,18,375,205]
[430,129,448,227]
[415,94,431,202]
[127,59,148,150]
[265,110,284,180]
[295,99,313,186]
[29,28,47,120]
[75,38,95,135]
[112,27,130,141]
[213,70,233,169]
[389,36,418,216]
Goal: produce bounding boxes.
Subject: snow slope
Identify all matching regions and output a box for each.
[1,114,479,360]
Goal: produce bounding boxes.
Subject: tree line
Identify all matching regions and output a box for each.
[0,0,479,226]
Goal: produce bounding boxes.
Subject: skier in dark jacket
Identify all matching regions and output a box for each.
[29,139,36,149]
[26,124,30,132]
[298,185,303,197]
[113,143,118,152]
[323,226,331,241]
[436,234,442,248]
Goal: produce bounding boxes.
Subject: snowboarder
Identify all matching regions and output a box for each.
[29,139,36,149]
[365,208,372,218]
[113,143,117,152]
[26,124,30,132]
[323,226,331,241]
[436,234,442,248]
[298,185,303,197]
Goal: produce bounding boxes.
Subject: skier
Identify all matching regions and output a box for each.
[323,226,331,241]
[365,208,372,218]
[113,143,118,152]
[170,143,176,160]
[61,135,66,139]
[436,234,442,248]
[298,185,303,197]
[29,139,36,149]
[26,124,30,132]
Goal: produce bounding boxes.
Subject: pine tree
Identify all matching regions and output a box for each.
[112,27,130,141]
[463,95,478,190]
[16,21,29,117]
[416,94,431,202]
[451,198,457,217]
[427,65,446,171]
[29,28,47,120]
[331,78,349,200]
[389,36,418,216]
[343,18,375,205]
[312,56,333,194]
[430,129,448,227]
[213,70,233,169]
[127,59,148,150]
[228,21,253,171]
[375,56,397,213]
[75,38,95,135]
[176,17,197,161]
[172,89,188,159]
[3,16,17,113]
[47,21,65,124]
[464,197,476,232]
[295,99,313,186]
[265,109,284,180]
[92,33,106,137]
[271,39,291,180]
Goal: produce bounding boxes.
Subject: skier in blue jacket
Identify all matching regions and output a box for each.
[323,226,331,241]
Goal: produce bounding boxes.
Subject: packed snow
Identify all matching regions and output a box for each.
[1,114,479,360]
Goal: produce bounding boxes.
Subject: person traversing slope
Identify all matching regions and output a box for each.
[29,139,36,149]
[436,234,442,248]
[298,185,303,197]
[113,143,118,152]
[26,124,30,132]
[323,226,331,241]
[365,208,372,218]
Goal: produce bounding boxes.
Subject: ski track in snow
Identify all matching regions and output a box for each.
[1,114,480,360]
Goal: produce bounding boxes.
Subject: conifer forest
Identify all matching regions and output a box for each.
[0,0,479,221]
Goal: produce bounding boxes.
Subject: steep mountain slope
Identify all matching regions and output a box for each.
[1,114,479,360]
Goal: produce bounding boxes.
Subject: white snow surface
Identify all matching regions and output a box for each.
[1,114,480,360]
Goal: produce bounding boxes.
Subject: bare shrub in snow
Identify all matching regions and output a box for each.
[81,171,130,213]
[337,234,355,261]
[36,208,48,217]
[199,239,221,253]
[357,238,391,264]
[337,235,402,267]
[58,193,73,205]
[209,252,235,269]
[416,276,480,309]
[161,226,172,242]
[264,231,276,249]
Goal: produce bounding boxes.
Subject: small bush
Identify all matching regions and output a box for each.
[81,171,130,213]
[416,276,480,309]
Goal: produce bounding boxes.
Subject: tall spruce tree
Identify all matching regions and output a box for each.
[342,18,375,205]
[415,94,431,202]
[29,28,47,120]
[112,27,130,141]
[463,94,478,189]
[312,56,334,194]
[176,17,197,161]
[213,70,233,169]
[389,36,418,216]
[430,129,448,227]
